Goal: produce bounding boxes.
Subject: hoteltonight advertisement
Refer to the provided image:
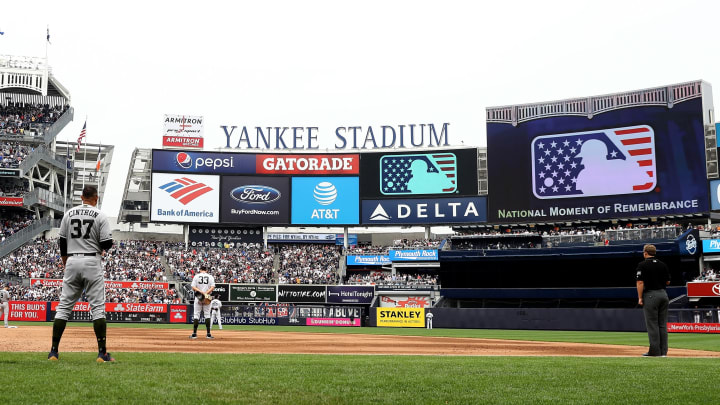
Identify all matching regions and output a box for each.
[486,90,710,222]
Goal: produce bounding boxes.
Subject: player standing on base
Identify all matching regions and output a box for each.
[210,295,223,330]
[1,284,11,328]
[48,186,115,363]
[190,266,215,339]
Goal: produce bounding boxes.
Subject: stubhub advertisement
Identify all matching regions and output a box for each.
[291,177,359,225]
[151,173,220,223]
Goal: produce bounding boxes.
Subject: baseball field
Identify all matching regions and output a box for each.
[1,323,719,404]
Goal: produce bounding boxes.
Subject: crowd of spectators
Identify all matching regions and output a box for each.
[167,243,275,284]
[278,244,341,284]
[0,211,35,242]
[105,240,167,282]
[0,179,28,197]
[0,103,68,136]
[346,271,439,287]
[696,269,719,282]
[0,142,33,168]
[4,283,61,302]
[106,287,180,304]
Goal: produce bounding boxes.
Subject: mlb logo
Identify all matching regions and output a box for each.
[380,153,457,195]
[531,125,657,199]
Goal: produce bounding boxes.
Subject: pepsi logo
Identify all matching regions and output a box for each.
[176,152,192,169]
[231,185,281,204]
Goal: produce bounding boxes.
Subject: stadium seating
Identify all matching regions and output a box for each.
[0,103,68,136]
[167,242,275,284]
[277,244,341,284]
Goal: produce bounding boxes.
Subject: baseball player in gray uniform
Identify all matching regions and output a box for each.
[48,186,115,363]
[190,265,215,339]
[210,296,223,330]
[1,284,11,328]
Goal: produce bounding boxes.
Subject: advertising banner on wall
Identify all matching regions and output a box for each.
[188,225,263,248]
[710,180,720,211]
[360,148,478,198]
[220,176,290,224]
[291,177,359,225]
[1,301,48,322]
[151,173,220,223]
[486,93,710,222]
[376,307,425,327]
[0,168,20,177]
[162,114,204,149]
[267,233,336,243]
[256,154,359,175]
[0,196,23,207]
[346,255,391,266]
[229,285,277,302]
[686,282,720,297]
[389,249,438,261]
[702,239,720,253]
[31,279,169,290]
[326,286,375,304]
[361,196,486,225]
[379,295,432,308]
[152,149,256,174]
[277,285,327,303]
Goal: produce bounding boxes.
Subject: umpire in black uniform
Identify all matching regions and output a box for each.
[636,244,671,357]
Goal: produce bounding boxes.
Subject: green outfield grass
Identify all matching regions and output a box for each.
[10,321,720,352]
[2,351,719,404]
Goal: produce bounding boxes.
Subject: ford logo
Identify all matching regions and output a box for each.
[231,185,281,204]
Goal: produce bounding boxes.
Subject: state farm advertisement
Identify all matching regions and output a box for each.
[31,279,169,290]
[0,196,23,207]
[163,136,204,149]
[170,305,189,323]
[668,323,720,334]
[1,301,47,321]
[686,282,720,297]
[49,302,168,313]
[256,154,359,174]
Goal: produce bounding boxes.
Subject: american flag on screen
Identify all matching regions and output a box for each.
[380,153,457,195]
[531,125,656,199]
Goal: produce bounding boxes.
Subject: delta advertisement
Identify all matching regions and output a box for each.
[220,176,290,224]
[150,173,220,223]
[486,95,710,222]
[359,148,478,198]
[290,177,359,225]
[361,196,487,225]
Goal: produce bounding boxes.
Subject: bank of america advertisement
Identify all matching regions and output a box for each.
[291,177,359,225]
[486,88,710,222]
[220,176,290,224]
[151,173,220,223]
[360,148,478,198]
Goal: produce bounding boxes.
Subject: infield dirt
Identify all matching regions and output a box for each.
[1,326,719,357]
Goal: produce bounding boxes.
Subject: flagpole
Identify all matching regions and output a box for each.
[82,118,87,189]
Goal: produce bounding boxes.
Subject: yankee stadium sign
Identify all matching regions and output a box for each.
[220,123,449,150]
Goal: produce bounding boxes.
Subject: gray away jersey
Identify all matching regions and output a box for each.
[58,203,112,254]
[0,290,9,303]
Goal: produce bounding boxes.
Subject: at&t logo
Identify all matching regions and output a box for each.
[312,181,339,219]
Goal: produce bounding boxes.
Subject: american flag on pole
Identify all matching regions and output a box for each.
[76,121,86,152]
[380,153,457,195]
[531,125,656,199]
